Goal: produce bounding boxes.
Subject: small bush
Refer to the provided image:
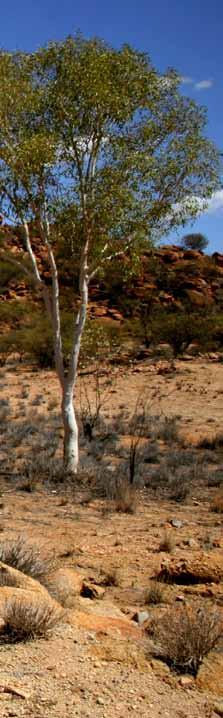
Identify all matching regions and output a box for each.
[145,580,166,605]
[6,414,43,447]
[114,480,137,514]
[1,598,61,643]
[0,537,52,582]
[210,491,223,514]
[16,477,37,493]
[80,320,125,366]
[0,405,10,425]
[166,449,196,469]
[197,433,223,450]
[145,463,171,491]
[142,441,160,464]
[149,311,213,357]
[159,532,175,553]
[168,474,191,502]
[151,605,223,675]
[100,568,121,586]
[157,416,180,443]
[0,565,18,587]
[207,469,223,487]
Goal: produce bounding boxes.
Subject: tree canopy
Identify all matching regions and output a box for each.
[0,33,221,473]
[0,34,220,263]
[180,233,209,252]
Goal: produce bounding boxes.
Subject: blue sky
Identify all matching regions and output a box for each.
[1,0,223,253]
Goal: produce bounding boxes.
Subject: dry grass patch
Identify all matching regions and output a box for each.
[0,598,62,643]
[197,432,223,450]
[100,568,121,586]
[0,537,52,583]
[151,605,223,675]
[145,580,166,605]
[159,532,175,553]
[210,491,223,513]
[114,481,138,514]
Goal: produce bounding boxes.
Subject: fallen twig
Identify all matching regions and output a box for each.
[0,683,30,699]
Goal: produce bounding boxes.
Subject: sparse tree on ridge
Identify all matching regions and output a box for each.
[180,233,209,252]
[0,35,220,475]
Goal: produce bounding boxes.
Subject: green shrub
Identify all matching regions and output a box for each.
[0,261,23,293]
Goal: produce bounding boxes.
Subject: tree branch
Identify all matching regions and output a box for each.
[23,222,42,284]
[88,236,135,282]
[0,252,36,283]
[66,237,89,389]
[39,214,65,385]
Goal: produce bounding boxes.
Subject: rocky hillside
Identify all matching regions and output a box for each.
[83,245,223,321]
[1,224,223,320]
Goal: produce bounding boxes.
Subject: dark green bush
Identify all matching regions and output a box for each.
[136,310,221,357]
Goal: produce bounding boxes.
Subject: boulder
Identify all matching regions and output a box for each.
[184,289,212,307]
[46,567,84,607]
[70,610,142,639]
[197,653,223,696]
[0,561,49,596]
[81,582,106,600]
[155,554,223,585]
[161,251,181,264]
[0,586,60,618]
[183,250,203,260]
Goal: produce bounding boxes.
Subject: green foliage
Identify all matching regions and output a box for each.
[181,233,209,252]
[79,320,125,366]
[0,261,23,293]
[132,308,221,357]
[151,311,210,356]
[0,309,125,368]
[0,35,221,397]
[0,35,220,251]
[0,300,31,325]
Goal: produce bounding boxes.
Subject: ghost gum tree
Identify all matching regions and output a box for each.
[0,35,220,474]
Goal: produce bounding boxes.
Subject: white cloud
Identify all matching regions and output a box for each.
[205,190,223,213]
[180,76,214,91]
[171,191,223,224]
[180,76,194,85]
[194,79,213,90]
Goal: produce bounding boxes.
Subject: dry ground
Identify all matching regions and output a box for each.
[0,357,223,717]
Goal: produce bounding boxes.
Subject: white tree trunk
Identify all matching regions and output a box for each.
[60,237,89,474]
[62,385,79,474]
[22,219,89,477]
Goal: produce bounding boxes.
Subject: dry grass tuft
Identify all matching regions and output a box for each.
[100,568,121,586]
[145,580,166,605]
[197,432,223,451]
[114,481,137,514]
[210,491,223,514]
[0,537,52,583]
[157,415,180,443]
[0,598,62,643]
[159,532,175,553]
[151,605,223,675]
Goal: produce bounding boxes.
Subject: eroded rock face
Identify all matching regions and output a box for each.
[46,567,84,607]
[197,653,223,696]
[155,554,223,585]
[2,231,223,317]
[0,585,58,612]
[184,289,213,307]
[0,561,49,595]
[70,610,142,640]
